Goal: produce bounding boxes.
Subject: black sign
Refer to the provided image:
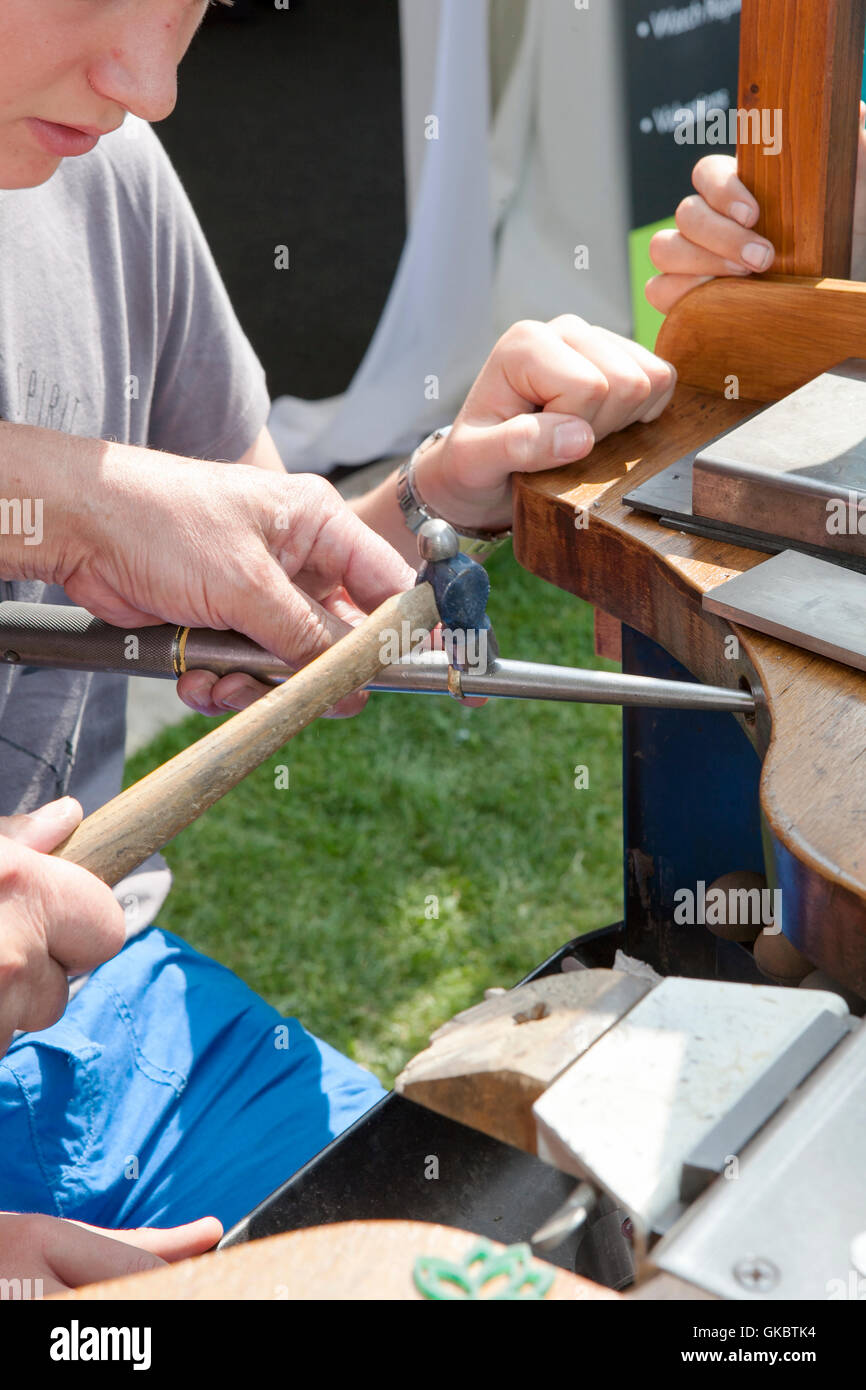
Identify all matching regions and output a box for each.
[622,0,742,228]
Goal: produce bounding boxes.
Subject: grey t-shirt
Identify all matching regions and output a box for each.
[0,116,270,931]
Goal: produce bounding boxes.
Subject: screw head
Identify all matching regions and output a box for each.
[733,1256,780,1292]
[417,518,459,562]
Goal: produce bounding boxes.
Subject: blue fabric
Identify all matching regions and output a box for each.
[0,927,385,1230]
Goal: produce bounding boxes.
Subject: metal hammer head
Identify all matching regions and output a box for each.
[415,520,490,632]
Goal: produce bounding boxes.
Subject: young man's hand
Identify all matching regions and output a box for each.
[0,1212,222,1296]
[645,154,774,315]
[647,105,866,314]
[407,316,677,535]
[0,798,125,1056]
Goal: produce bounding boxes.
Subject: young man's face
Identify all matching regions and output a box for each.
[0,0,208,189]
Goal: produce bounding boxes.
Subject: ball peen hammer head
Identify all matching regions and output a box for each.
[415,519,491,633]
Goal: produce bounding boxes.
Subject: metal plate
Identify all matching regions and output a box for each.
[693,359,866,559]
[679,1009,851,1204]
[654,1020,866,1300]
[703,549,866,674]
[624,415,866,575]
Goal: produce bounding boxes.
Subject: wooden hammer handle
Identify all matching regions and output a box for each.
[54,584,439,885]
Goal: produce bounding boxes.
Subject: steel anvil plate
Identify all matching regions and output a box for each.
[703,549,866,674]
[692,359,866,559]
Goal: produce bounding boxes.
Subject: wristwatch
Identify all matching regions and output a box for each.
[397,426,512,561]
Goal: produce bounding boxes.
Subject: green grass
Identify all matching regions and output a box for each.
[123,547,623,1085]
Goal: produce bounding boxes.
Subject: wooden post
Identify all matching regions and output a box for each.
[736,0,866,277]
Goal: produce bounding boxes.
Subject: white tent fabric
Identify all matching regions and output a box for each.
[267,0,493,472]
[267,0,632,474]
[489,0,632,338]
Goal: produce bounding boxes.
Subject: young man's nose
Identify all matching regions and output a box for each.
[87,24,182,125]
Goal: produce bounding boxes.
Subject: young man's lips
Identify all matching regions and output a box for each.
[25,118,106,158]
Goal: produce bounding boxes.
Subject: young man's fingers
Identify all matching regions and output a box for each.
[577,327,678,426]
[45,1222,168,1291]
[545,317,651,438]
[676,194,775,273]
[67,1216,223,1264]
[645,272,715,315]
[546,315,674,439]
[650,227,753,280]
[480,318,612,435]
[451,412,593,480]
[0,797,82,853]
[0,936,70,1052]
[691,153,761,227]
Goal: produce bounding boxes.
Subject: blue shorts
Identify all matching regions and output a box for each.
[0,926,386,1231]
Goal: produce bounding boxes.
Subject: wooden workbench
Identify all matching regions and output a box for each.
[514,0,866,992]
[515,275,866,991]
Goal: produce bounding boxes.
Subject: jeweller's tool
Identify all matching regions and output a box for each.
[0,523,755,716]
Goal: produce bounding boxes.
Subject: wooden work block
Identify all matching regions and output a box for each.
[395,970,651,1153]
[55,1221,618,1302]
[532,978,849,1231]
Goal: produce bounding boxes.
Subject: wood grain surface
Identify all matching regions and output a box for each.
[736,0,865,277]
[655,277,866,402]
[54,1221,618,1302]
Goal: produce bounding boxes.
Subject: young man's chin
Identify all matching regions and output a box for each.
[0,148,63,191]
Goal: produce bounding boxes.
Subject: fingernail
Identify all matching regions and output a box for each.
[723,260,752,274]
[554,420,593,460]
[730,200,756,227]
[30,797,77,824]
[742,242,772,271]
[219,685,257,711]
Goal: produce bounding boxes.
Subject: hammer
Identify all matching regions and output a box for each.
[52,521,482,886]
